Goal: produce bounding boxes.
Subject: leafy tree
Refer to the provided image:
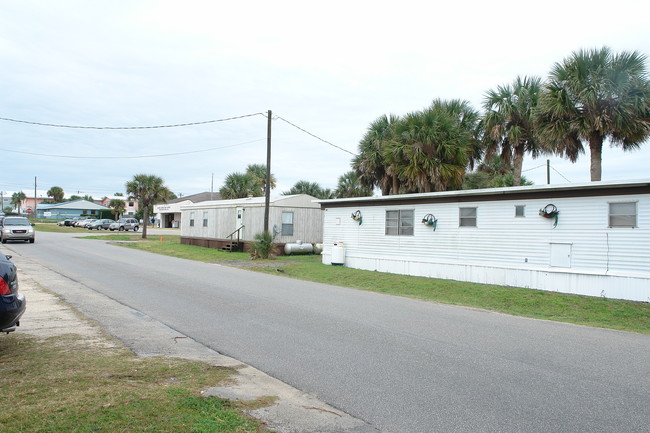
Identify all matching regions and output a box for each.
[114,192,124,196]
[109,199,126,219]
[68,195,82,201]
[82,195,94,202]
[47,186,65,202]
[219,172,260,199]
[246,164,276,194]
[334,171,373,198]
[536,47,650,181]
[125,174,172,239]
[283,180,333,199]
[10,192,26,214]
[482,76,543,186]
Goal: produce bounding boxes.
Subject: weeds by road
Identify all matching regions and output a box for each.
[0,334,269,433]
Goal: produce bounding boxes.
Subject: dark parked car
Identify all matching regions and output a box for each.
[0,216,35,243]
[0,254,25,333]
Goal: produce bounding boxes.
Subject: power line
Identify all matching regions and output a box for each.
[0,138,265,159]
[522,163,546,173]
[275,115,357,156]
[551,167,571,182]
[0,112,266,129]
[0,111,358,157]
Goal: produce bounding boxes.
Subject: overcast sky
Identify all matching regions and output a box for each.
[1,0,648,199]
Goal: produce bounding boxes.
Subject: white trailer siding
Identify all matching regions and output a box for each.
[320,180,650,302]
[181,194,322,244]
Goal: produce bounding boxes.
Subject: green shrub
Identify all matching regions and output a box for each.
[250,231,274,259]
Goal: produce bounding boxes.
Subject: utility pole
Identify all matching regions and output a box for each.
[34,176,37,219]
[547,160,551,185]
[264,110,272,233]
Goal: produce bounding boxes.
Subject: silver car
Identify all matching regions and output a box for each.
[0,217,35,244]
[109,218,139,232]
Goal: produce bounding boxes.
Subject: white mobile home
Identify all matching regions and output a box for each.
[180,194,322,252]
[318,180,650,302]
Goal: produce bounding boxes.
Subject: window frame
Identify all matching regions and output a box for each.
[515,205,525,217]
[608,201,637,228]
[281,211,294,236]
[385,209,414,236]
[459,207,477,227]
[202,211,208,227]
[189,211,195,227]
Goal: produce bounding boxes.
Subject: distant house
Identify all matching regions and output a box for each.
[3,189,50,215]
[36,199,113,220]
[153,192,221,228]
[99,196,139,217]
[318,179,650,302]
[180,194,322,252]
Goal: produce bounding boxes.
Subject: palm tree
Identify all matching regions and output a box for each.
[245,164,276,195]
[283,180,332,199]
[11,192,26,214]
[109,198,126,219]
[393,99,481,192]
[334,171,373,198]
[125,174,172,239]
[219,172,259,199]
[482,76,543,186]
[536,47,650,181]
[353,114,401,195]
[47,186,65,203]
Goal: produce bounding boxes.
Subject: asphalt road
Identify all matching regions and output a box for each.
[3,231,649,433]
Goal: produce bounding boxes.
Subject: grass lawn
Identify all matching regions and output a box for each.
[0,334,271,432]
[86,235,650,334]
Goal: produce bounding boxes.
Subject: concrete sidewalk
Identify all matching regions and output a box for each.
[13,260,379,433]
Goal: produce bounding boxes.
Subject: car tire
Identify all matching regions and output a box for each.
[119,226,125,231]
[1,238,5,244]
[29,238,34,243]
[133,226,139,232]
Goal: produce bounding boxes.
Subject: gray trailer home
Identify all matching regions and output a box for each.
[180,194,322,252]
[318,180,650,302]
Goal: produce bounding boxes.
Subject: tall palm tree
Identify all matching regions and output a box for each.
[11,191,26,214]
[47,186,65,202]
[536,47,650,181]
[482,76,543,186]
[353,114,401,195]
[334,171,374,198]
[219,172,259,199]
[125,174,172,239]
[245,163,276,195]
[393,99,481,192]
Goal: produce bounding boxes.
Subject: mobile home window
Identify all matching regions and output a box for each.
[202,211,208,227]
[281,212,294,236]
[459,207,477,227]
[609,202,637,228]
[189,211,195,227]
[515,205,525,217]
[385,209,414,236]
